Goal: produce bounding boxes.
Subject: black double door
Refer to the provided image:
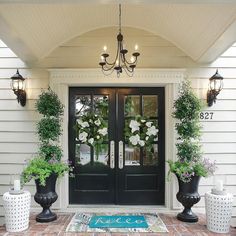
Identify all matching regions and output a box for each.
[69,87,165,205]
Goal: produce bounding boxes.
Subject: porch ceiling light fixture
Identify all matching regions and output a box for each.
[207,69,223,107]
[10,69,26,107]
[99,4,140,77]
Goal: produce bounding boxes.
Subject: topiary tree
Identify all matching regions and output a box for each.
[36,88,63,162]
[168,80,216,182]
[22,88,71,186]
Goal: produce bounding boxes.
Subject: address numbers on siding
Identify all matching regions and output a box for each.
[200,112,214,120]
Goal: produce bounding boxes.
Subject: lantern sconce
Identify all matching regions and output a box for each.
[10,69,26,107]
[207,69,223,107]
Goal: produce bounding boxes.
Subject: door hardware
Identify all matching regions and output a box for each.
[119,140,123,169]
[110,140,115,169]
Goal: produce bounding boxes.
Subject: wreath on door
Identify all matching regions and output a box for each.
[124,115,159,151]
[76,112,108,148]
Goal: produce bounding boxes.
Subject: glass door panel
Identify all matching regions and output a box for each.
[143,95,158,117]
[75,95,91,116]
[75,143,90,166]
[94,143,109,166]
[74,94,109,167]
[143,144,159,166]
[125,144,140,166]
[125,95,140,117]
[94,95,109,117]
[124,94,159,167]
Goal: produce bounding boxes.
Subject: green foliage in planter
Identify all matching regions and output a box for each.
[168,80,216,182]
[22,158,70,186]
[36,88,63,117]
[39,144,63,162]
[37,117,61,141]
[168,160,209,183]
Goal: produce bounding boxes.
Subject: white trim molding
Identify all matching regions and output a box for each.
[49,68,185,212]
[49,68,184,86]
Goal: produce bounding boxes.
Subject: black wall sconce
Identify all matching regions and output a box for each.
[207,69,223,107]
[10,69,26,106]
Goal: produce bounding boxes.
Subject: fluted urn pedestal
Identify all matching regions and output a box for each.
[34,174,58,222]
[176,175,201,222]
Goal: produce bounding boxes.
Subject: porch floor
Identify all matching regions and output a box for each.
[0,213,235,236]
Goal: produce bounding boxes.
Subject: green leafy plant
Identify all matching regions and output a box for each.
[168,80,216,182]
[39,144,63,162]
[37,117,61,141]
[22,158,70,186]
[36,88,63,117]
[22,88,72,186]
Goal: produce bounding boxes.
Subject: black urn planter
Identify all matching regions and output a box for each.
[34,174,58,223]
[176,175,201,223]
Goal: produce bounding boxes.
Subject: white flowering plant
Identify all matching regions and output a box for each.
[125,116,159,153]
[76,112,108,149]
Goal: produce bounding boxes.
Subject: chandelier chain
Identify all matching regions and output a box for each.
[119,4,121,33]
[99,4,140,77]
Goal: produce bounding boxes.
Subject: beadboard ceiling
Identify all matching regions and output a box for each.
[0,1,236,67]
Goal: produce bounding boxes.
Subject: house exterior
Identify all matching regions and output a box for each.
[0,1,235,226]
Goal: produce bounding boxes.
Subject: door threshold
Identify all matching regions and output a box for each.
[66,205,174,214]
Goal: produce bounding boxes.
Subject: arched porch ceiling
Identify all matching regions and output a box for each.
[38,27,195,68]
[0,2,236,65]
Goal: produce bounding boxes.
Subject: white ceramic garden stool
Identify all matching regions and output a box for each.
[3,191,31,232]
[205,191,233,234]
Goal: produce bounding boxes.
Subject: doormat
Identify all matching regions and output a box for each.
[89,215,148,228]
[66,213,168,233]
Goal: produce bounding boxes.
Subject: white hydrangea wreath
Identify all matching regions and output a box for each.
[76,113,108,147]
[125,116,158,148]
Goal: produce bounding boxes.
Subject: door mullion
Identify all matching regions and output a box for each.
[91,94,94,165]
[115,91,119,204]
[116,91,125,204]
[140,95,144,166]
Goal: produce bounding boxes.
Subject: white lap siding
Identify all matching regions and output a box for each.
[0,40,49,225]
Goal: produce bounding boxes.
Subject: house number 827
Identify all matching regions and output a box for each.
[200,112,214,120]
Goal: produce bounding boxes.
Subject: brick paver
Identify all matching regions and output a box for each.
[0,213,235,236]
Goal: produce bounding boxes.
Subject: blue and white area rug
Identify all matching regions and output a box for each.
[66,213,168,233]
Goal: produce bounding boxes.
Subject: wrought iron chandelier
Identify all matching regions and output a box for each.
[99,4,140,77]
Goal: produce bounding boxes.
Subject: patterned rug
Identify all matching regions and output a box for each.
[66,213,168,233]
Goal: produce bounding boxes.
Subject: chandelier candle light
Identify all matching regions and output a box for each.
[99,4,140,77]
